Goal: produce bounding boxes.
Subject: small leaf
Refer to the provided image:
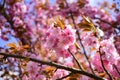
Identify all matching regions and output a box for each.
[7,43,17,49]
[82,28,92,32]
[98,72,106,78]
[90,47,97,52]
[35,3,47,10]
[7,43,18,53]
[44,67,56,72]
[66,73,80,80]
[111,3,116,9]
[49,52,56,61]
[6,42,30,53]
[74,42,80,49]
[6,0,22,5]
[77,0,86,8]
[67,77,78,80]
[78,16,96,32]
[23,45,30,49]
[41,67,56,78]
[54,16,65,29]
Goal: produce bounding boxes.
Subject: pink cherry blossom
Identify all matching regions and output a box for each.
[43,25,76,57]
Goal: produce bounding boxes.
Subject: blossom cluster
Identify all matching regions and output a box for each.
[0,0,120,80]
[42,25,76,57]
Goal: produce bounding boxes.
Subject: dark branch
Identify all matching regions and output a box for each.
[65,0,95,75]
[98,47,113,80]
[94,17,112,25]
[56,73,73,80]
[0,0,5,11]
[113,64,120,76]
[0,52,104,80]
[68,49,83,70]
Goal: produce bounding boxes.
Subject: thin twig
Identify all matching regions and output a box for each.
[98,47,113,80]
[95,17,120,35]
[18,62,22,80]
[65,0,95,75]
[68,49,83,70]
[0,52,104,80]
[56,73,73,80]
[113,64,120,76]
[95,17,112,25]
[0,0,5,11]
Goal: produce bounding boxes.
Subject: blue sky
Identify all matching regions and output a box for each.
[0,36,18,47]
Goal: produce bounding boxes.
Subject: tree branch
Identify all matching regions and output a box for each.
[56,73,73,80]
[65,0,95,75]
[113,64,120,76]
[68,49,83,70]
[0,0,5,11]
[95,17,112,25]
[0,52,103,80]
[98,47,113,80]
